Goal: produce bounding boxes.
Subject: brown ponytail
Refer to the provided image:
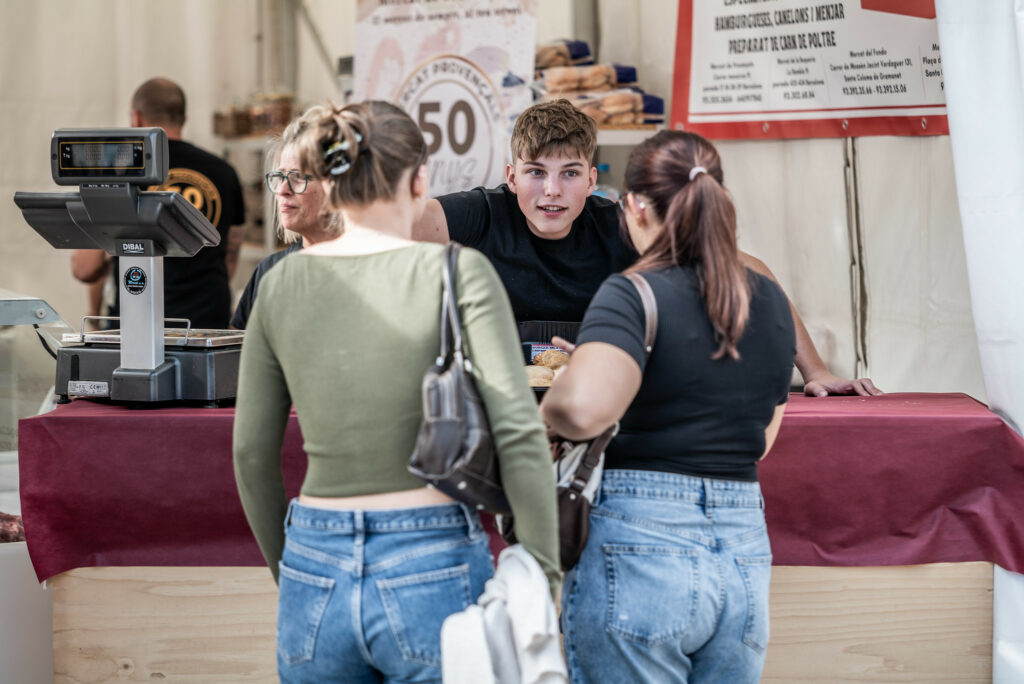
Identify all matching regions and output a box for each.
[294,100,427,208]
[624,130,750,360]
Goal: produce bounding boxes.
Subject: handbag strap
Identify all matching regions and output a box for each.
[624,272,658,360]
[561,275,656,493]
[567,422,618,494]
[439,242,470,369]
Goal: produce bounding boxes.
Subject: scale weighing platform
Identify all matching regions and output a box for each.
[13,127,241,405]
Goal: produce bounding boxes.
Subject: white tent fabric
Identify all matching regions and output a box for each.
[936,0,1024,434]
[935,2,1024,681]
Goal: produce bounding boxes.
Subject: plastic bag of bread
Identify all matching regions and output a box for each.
[536,64,637,94]
[535,39,593,69]
[548,89,665,126]
[559,89,643,123]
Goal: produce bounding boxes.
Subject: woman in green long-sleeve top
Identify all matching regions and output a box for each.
[232,101,560,684]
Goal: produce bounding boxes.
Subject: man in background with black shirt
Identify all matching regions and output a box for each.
[71,77,246,330]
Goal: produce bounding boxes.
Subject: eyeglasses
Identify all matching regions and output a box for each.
[617,193,644,212]
[266,171,312,194]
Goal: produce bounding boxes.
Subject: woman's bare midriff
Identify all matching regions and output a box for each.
[299,486,456,510]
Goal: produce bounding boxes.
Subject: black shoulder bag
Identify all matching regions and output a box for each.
[408,243,511,514]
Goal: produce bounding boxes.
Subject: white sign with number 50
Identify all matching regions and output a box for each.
[355,0,537,195]
[397,55,506,194]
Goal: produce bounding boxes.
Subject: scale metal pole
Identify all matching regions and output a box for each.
[117,253,164,369]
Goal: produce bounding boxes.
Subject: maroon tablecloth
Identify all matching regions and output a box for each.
[18,392,1024,581]
[759,392,1024,571]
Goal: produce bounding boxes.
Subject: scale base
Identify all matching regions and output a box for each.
[111,361,179,403]
[55,345,241,406]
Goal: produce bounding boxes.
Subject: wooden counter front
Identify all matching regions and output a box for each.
[50,562,992,683]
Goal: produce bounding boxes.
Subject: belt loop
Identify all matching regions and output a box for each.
[284,499,296,528]
[702,479,714,518]
[353,510,366,577]
[459,502,481,535]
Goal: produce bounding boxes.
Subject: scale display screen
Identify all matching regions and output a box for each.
[59,140,145,176]
[63,141,143,170]
[51,128,166,185]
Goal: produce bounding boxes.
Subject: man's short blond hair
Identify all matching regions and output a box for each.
[510,99,597,164]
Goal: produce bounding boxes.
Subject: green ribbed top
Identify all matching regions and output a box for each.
[233,243,560,596]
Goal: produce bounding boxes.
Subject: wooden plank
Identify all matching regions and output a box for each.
[763,563,993,683]
[51,567,278,683]
[50,562,993,683]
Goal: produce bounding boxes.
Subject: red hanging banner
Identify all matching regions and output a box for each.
[670,0,948,139]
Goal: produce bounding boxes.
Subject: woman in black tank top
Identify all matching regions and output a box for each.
[542,131,795,683]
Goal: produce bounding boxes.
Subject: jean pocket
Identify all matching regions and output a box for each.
[735,555,772,653]
[378,563,474,667]
[603,544,699,646]
[277,561,336,667]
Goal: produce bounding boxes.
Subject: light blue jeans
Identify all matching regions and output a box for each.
[276,499,494,683]
[561,469,772,684]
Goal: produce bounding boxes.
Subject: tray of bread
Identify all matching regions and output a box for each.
[524,345,570,397]
[518,320,578,398]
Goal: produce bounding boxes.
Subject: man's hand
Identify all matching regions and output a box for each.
[803,373,883,398]
[551,336,576,354]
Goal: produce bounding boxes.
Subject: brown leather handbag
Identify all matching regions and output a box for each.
[501,271,659,570]
[408,243,511,515]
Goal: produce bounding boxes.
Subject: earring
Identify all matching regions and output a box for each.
[633,196,646,226]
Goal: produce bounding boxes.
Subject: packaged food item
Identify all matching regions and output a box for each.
[548,88,665,126]
[535,39,593,69]
[553,88,642,124]
[536,64,637,94]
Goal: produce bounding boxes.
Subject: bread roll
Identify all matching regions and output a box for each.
[580,65,615,90]
[533,349,570,369]
[536,44,571,69]
[525,365,555,387]
[541,66,581,92]
[599,91,641,115]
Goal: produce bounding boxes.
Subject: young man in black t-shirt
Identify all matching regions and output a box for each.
[415,100,636,323]
[71,78,245,330]
[412,99,881,397]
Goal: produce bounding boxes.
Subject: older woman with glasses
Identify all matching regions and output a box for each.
[230,106,344,329]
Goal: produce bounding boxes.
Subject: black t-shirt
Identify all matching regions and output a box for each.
[578,267,796,481]
[230,241,303,329]
[109,139,245,329]
[438,185,638,322]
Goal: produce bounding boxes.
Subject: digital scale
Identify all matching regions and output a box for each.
[13,128,241,405]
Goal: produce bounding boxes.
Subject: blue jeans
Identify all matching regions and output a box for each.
[276,500,494,683]
[561,470,772,684]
